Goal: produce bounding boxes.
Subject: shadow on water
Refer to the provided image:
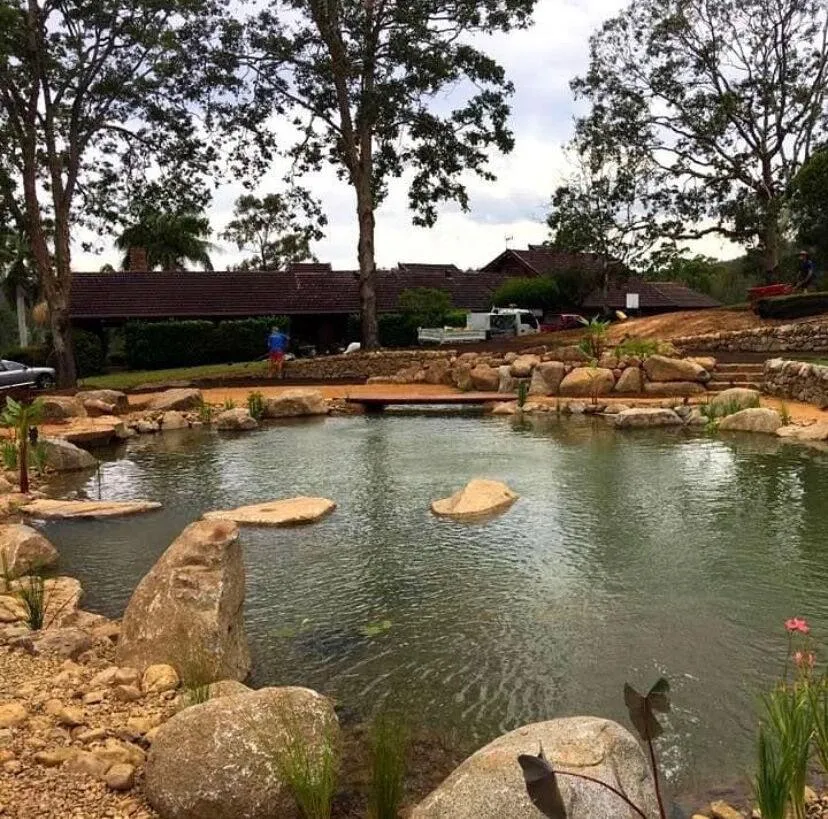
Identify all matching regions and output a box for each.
[39,414,828,798]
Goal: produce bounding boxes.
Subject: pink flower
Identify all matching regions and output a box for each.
[785,617,810,634]
[794,651,816,669]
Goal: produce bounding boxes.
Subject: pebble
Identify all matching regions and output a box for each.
[84,690,107,705]
[710,801,744,819]
[113,685,142,703]
[105,763,136,791]
[0,701,28,728]
[113,668,140,687]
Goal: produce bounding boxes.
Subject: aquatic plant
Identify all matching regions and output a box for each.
[369,711,408,819]
[196,397,214,424]
[809,678,828,775]
[518,678,670,818]
[517,381,529,409]
[275,716,339,819]
[778,401,792,426]
[223,397,237,411]
[754,724,794,819]
[247,391,266,421]
[16,573,47,631]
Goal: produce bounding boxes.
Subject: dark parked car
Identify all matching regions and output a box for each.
[541,313,586,332]
[0,360,56,390]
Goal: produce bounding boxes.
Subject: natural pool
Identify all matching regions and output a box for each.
[42,413,828,795]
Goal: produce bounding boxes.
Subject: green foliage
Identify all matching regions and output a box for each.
[615,337,664,358]
[29,441,47,476]
[72,330,105,378]
[791,147,828,266]
[570,0,828,275]
[1,397,43,493]
[196,399,214,425]
[275,718,339,819]
[222,191,327,271]
[398,288,454,328]
[247,391,265,421]
[492,277,560,312]
[778,402,792,426]
[517,381,529,409]
[16,574,46,631]
[116,208,214,272]
[222,398,236,411]
[444,309,468,328]
[757,292,828,319]
[2,345,49,367]
[369,712,408,819]
[577,316,610,359]
[754,725,794,819]
[809,679,828,776]
[125,317,289,370]
[1,439,17,470]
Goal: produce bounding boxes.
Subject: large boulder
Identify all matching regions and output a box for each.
[144,687,338,819]
[204,497,335,527]
[498,366,517,394]
[451,363,474,391]
[559,368,615,397]
[147,389,203,413]
[718,408,783,434]
[263,390,329,418]
[643,355,710,383]
[509,355,540,378]
[528,362,565,396]
[614,367,643,394]
[21,499,161,519]
[710,387,761,411]
[424,359,452,386]
[39,438,98,472]
[411,717,659,819]
[643,381,706,396]
[40,396,87,421]
[470,366,500,392]
[117,519,250,681]
[161,411,190,430]
[431,479,518,520]
[0,524,58,579]
[77,389,129,415]
[215,408,258,431]
[777,422,828,441]
[614,408,683,429]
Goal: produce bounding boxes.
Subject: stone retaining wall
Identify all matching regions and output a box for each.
[674,322,828,353]
[763,358,828,408]
[283,350,456,380]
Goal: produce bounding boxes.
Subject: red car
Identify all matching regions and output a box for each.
[541,313,586,332]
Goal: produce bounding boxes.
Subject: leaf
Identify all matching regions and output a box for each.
[624,678,671,742]
[359,619,393,638]
[517,745,567,819]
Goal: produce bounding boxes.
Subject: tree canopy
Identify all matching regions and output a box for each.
[570,0,828,276]
[221,190,326,271]
[791,146,828,264]
[0,0,230,384]
[116,210,215,272]
[230,0,537,347]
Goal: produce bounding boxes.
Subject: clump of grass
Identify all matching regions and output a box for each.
[247,391,266,421]
[29,441,48,476]
[1,439,18,470]
[808,679,828,780]
[615,337,664,358]
[223,397,237,411]
[175,650,216,707]
[276,716,339,819]
[516,381,528,409]
[16,574,47,631]
[369,712,408,819]
[754,725,793,819]
[778,401,792,426]
[196,398,214,425]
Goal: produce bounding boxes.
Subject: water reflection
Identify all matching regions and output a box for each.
[40,415,828,793]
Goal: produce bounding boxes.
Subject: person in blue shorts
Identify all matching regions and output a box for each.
[267,326,289,379]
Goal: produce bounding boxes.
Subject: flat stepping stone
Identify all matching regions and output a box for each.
[21,499,162,519]
[431,479,518,520]
[204,497,336,527]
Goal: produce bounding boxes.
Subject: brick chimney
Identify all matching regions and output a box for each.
[128,246,148,271]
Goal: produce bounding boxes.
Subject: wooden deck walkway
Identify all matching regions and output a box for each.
[345,392,513,410]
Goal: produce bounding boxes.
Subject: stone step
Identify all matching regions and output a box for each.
[706,382,763,393]
[714,363,765,372]
[709,372,760,383]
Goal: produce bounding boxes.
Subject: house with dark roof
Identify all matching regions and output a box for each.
[481,244,623,280]
[69,262,505,351]
[581,278,721,314]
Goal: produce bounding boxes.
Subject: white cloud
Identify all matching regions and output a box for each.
[73,0,740,273]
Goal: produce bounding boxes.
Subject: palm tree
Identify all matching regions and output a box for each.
[2,397,44,494]
[0,230,39,346]
[116,210,215,271]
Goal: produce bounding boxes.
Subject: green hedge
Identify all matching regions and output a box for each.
[1,345,50,367]
[125,317,290,370]
[492,276,561,311]
[756,292,828,319]
[73,329,105,377]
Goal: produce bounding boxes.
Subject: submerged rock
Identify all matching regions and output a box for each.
[21,499,161,519]
[412,717,659,819]
[0,524,58,578]
[117,519,250,681]
[204,496,335,527]
[144,687,338,819]
[431,479,518,520]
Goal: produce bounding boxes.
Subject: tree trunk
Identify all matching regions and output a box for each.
[356,182,379,349]
[762,213,781,284]
[18,435,28,495]
[15,285,29,347]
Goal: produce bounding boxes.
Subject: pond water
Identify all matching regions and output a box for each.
[42,413,828,795]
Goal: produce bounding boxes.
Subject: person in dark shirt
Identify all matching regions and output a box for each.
[267,326,289,379]
[796,250,816,291]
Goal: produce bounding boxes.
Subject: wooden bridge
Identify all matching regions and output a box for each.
[345,392,513,412]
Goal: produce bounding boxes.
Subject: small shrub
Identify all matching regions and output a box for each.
[196,399,214,425]
[1,438,18,470]
[578,316,610,360]
[369,712,408,819]
[247,391,265,421]
[16,574,46,631]
[223,398,237,411]
[616,337,665,358]
[492,276,560,312]
[72,329,105,377]
[276,717,339,819]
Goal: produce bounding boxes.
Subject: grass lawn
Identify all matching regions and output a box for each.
[80,360,269,391]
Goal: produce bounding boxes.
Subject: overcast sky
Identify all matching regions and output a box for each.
[75,0,739,273]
